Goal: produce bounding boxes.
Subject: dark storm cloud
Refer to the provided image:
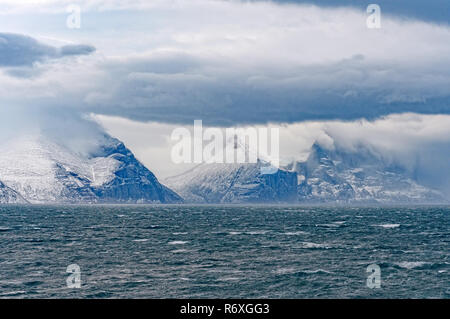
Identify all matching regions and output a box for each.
[0,33,95,68]
[85,52,450,126]
[59,44,96,57]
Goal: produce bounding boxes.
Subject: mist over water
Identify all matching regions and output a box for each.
[0,205,448,298]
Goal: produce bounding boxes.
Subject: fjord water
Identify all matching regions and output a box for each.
[0,205,448,298]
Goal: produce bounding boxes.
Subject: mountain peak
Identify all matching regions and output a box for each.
[165,161,297,203]
[293,141,445,204]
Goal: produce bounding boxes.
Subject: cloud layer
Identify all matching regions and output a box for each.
[1,1,449,124]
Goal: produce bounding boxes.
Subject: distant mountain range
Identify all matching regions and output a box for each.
[164,142,445,204]
[0,134,446,204]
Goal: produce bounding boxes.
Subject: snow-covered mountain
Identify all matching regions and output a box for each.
[164,161,298,203]
[0,133,444,205]
[0,134,182,204]
[165,141,445,204]
[285,143,445,204]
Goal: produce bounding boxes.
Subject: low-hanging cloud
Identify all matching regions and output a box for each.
[93,112,450,194]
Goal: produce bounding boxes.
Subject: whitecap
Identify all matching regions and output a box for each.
[284,231,308,236]
[171,249,188,253]
[316,223,341,228]
[374,224,400,229]
[168,240,188,245]
[132,239,149,242]
[246,230,268,235]
[395,261,428,269]
[300,242,331,249]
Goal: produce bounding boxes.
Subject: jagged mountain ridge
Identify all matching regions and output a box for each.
[287,143,445,204]
[0,134,182,204]
[166,142,445,204]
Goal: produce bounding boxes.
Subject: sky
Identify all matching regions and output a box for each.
[0,0,449,188]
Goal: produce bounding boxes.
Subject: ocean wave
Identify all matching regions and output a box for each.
[302,269,334,275]
[171,249,189,253]
[316,221,346,228]
[373,224,400,229]
[274,267,333,275]
[298,242,332,249]
[0,290,26,297]
[217,277,241,282]
[168,240,188,245]
[394,261,429,269]
[393,261,445,270]
[246,230,269,235]
[283,231,308,236]
[144,225,165,229]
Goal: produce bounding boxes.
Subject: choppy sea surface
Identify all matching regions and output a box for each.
[0,205,448,298]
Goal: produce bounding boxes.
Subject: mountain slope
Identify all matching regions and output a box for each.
[287,143,445,204]
[0,134,182,204]
[164,161,298,203]
[89,137,182,203]
[0,180,28,204]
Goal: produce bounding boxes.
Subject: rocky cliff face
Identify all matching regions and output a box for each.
[0,134,182,204]
[89,137,182,203]
[164,161,298,203]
